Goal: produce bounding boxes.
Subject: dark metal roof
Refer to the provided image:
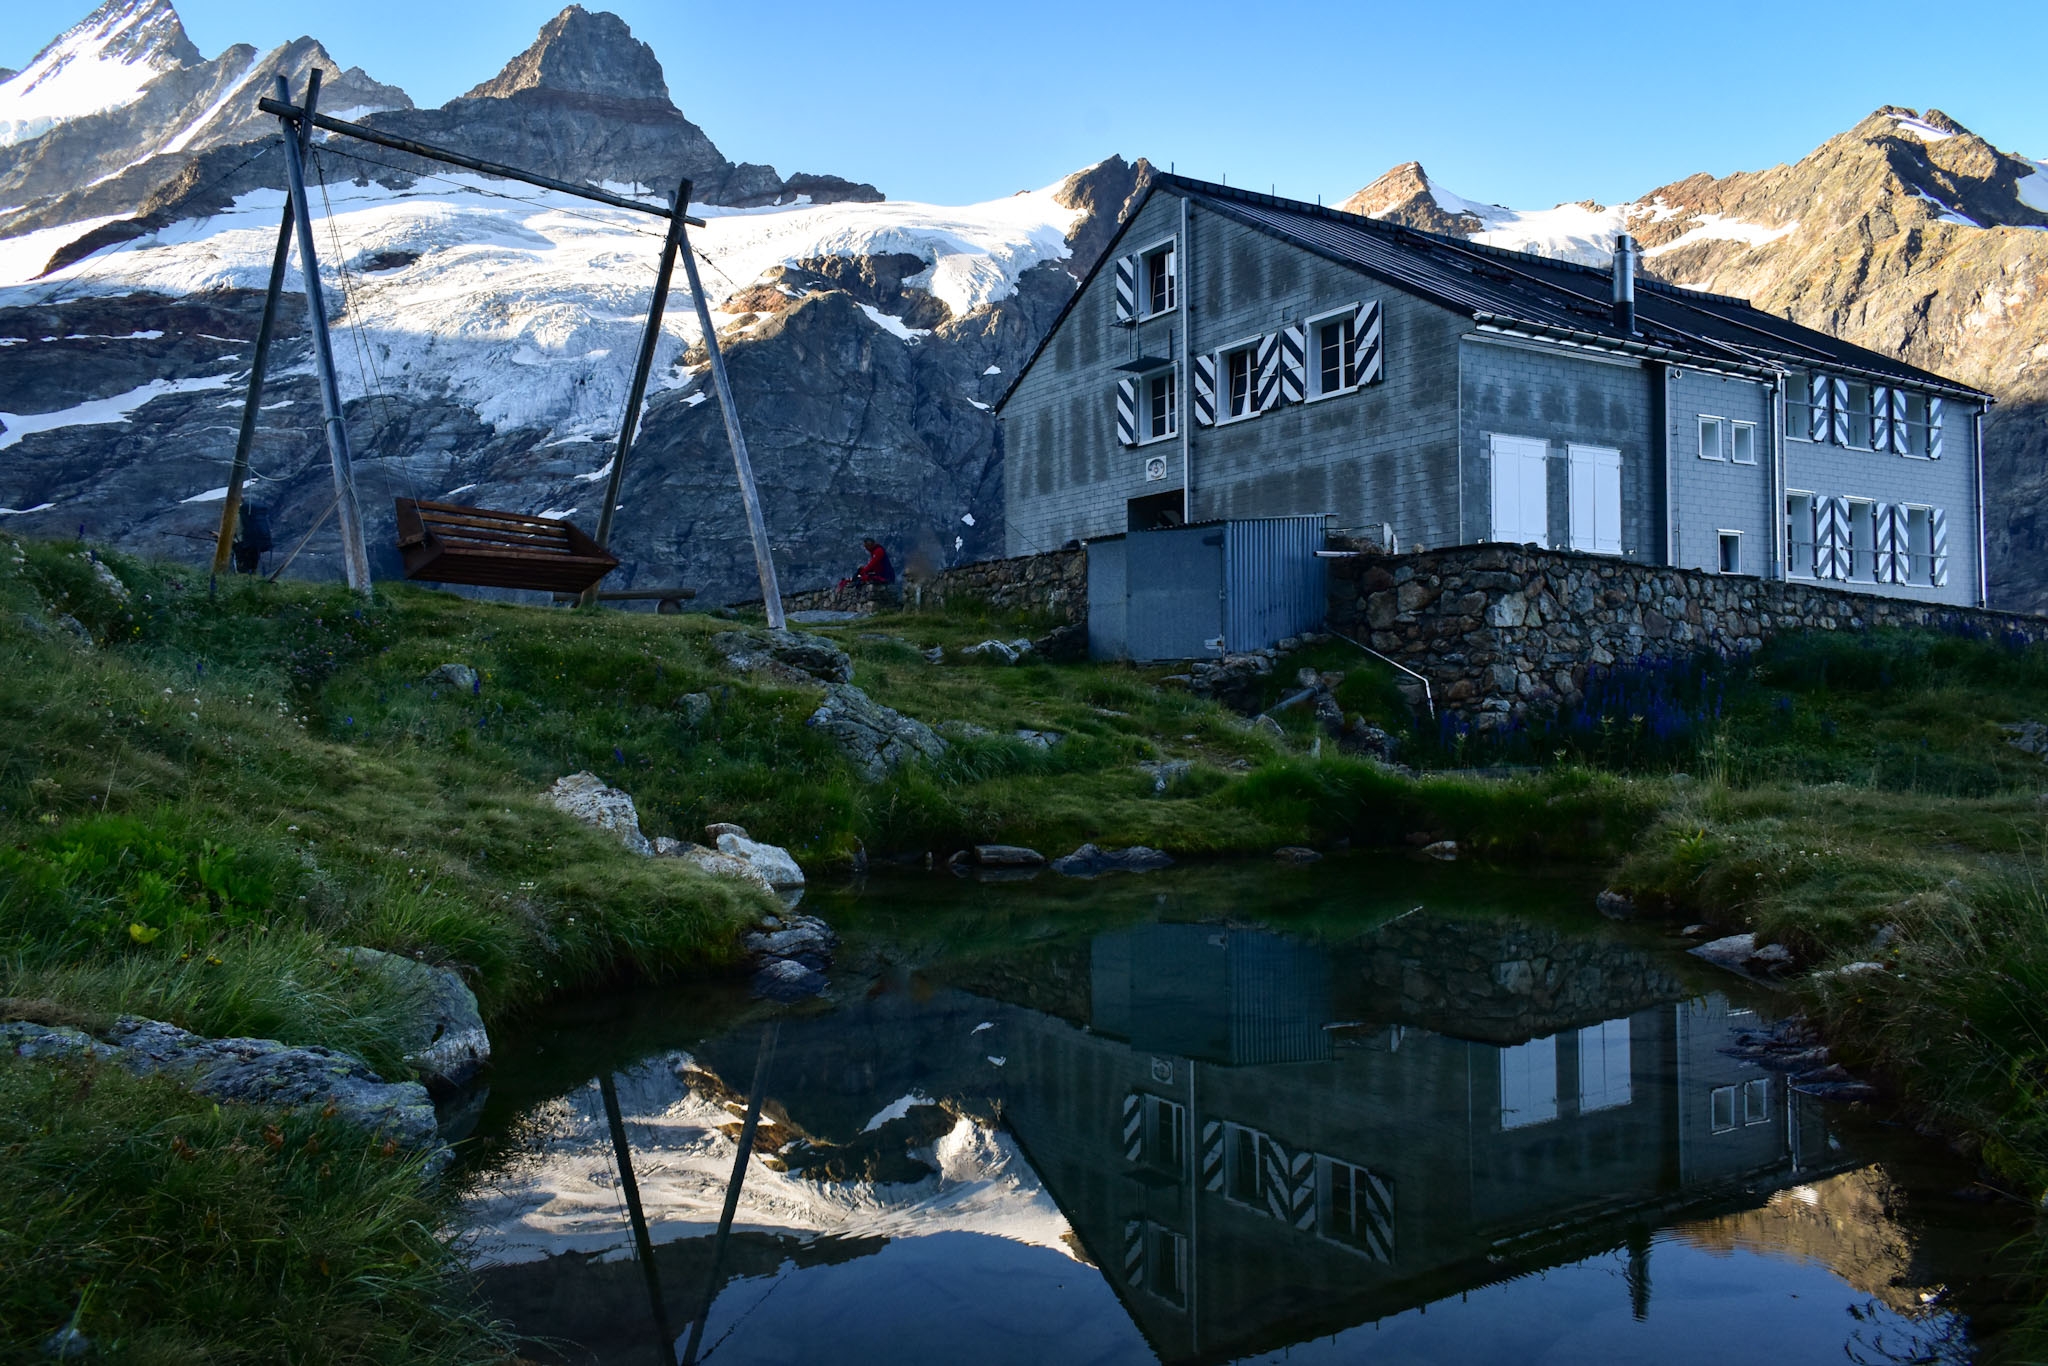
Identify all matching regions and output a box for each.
[995,174,1989,412]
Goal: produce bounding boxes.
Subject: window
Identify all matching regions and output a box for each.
[1786,494,1816,577]
[1318,1156,1395,1262]
[1742,1077,1771,1127]
[1898,391,1932,457]
[1710,1084,1738,1134]
[1845,381,1873,448]
[1144,368,1177,443]
[1719,532,1742,575]
[1578,1019,1632,1113]
[1145,1095,1186,1171]
[1785,369,1813,442]
[1144,1224,1188,1305]
[1848,500,1875,579]
[1731,421,1757,465]
[1905,506,1934,584]
[1309,309,1356,398]
[1142,243,1176,317]
[1221,342,1259,421]
[1499,1035,1558,1130]
[1224,1123,1264,1205]
[1568,444,1622,555]
[1698,417,1726,461]
[1489,434,1550,548]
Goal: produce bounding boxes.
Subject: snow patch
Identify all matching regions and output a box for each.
[0,374,234,450]
[0,214,131,286]
[859,303,930,341]
[1890,114,1955,142]
[158,50,265,156]
[180,477,257,503]
[570,459,613,484]
[1643,213,1800,258]
[1420,173,1630,265]
[0,3,185,147]
[2017,164,2048,216]
[0,502,56,515]
[982,364,1001,375]
[535,507,578,520]
[861,1091,937,1133]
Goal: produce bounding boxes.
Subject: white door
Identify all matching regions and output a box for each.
[1490,434,1550,546]
[1568,444,1623,554]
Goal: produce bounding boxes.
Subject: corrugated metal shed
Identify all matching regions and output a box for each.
[1088,515,1325,661]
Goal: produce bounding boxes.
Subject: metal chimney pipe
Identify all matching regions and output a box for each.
[1612,233,1638,334]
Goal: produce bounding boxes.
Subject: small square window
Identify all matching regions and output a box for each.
[1731,422,1757,465]
[1719,532,1741,575]
[1710,1084,1738,1133]
[1699,417,1726,461]
[1142,244,1176,316]
[1743,1076,1771,1126]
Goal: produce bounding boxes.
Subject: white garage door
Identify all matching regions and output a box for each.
[1490,434,1550,547]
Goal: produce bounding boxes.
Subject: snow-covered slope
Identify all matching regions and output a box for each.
[0,0,198,147]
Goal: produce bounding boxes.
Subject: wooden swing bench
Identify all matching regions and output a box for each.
[394,498,618,594]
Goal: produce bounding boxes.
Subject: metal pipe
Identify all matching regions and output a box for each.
[1327,626,1435,719]
[1973,403,1989,607]
[1179,193,1192,525]
[255,97,705,227]
[600,1071,680,1366]
[681,1022,778,1366]
[1611,233,1638,334]
[1768,372,1785,581]
[212,204,296,576]
[274,71,371,592]
[677,214,786,629]
[584,175,688,602]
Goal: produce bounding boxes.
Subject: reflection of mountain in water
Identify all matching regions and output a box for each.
[466,919,1953,1364]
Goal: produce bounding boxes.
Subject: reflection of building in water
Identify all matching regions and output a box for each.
[1003,923,1843,1363]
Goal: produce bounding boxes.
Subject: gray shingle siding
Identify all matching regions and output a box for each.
[1664,366,1773,576]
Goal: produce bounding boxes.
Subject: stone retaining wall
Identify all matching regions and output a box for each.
[1326,542,2048,722]
[781,547,1087,623]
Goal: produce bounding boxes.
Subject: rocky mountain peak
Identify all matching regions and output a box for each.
[1338,161,1486,236]
[461,5,670,105]
[0,0,201,146]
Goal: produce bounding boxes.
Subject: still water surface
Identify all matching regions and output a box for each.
[455,860,2026,1364]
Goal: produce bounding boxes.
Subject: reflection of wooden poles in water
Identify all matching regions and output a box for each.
[599,1071,679,1366]
[681,1021,779,1366]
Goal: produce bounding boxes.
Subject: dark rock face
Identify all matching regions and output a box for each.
[464,5,670,102]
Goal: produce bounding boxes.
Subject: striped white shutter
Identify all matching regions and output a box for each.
[1114,379,1138,447]
[1872,502,1899,582]
[1931,507,1949,586]
[1888,388,1910,454]
[1355,1165,1396,1262]
[1927,397,1944,458]
[1817,496,1851,579]
[1807,372,1830,442]
[1829,377,1851,444]
[1113,255,1137,324]
[1200,1121,1224,1192]
[1192,354,1217,426]
[1122,1220,1144,1286]
[1277,323,1307,404]
[1254,333,1282,411]
[1257,1134,1315,1226]
[1870,386,1892,451]
[1349,300,1384,386]
[1121,1093,1142,1160]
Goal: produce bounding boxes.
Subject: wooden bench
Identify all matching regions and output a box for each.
[394,498,618,594]
[550,587,699,614]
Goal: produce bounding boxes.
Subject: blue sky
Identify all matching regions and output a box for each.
[7,0,2045,209]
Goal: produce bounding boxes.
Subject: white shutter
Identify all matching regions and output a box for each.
[1192,354,1216,427]
[1567,444,1621,555]
[1569,448,1595,552]
[1277,323,1307,404]
[1349,299,1384,386]
[1830,377,1851,444]
[1113,254,1136,324]
[1121,1093,1142,1161]
[1870,386,1892,452]
[1927,397,1944,458]
[1114,378,1138,447]
[1254,333,1282,412]
[1491,435,1549,547]
[1817,496,1850,579]
[1872,502,1898,582]
[1807,372,1830,443]
[1888,388,1910,454]
[1930,507,1949,586]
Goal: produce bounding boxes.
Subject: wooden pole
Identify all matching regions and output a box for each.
[211,203,296,576]
[599,1071,680,1366]
[274,70,372,593]
[254,97,704,228]
[582,176,687,604]
[676,211,785,628]
[680,1022,777,1366]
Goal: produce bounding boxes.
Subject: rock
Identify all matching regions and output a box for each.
[786,608,864,623]
[1344,718,1401,759]
[711,629,853,685]
[1595,889,1638,920]
[77,552,128,601]
[753,957,828,1002]
[674,692,713,727]
[1814,960,1887,980]
[1030,622,1087,662]
[806,683,947,782]
[339,947,489,1095]
[706,821,750,841]
[960,638,1034,664]
[1273,846,1323,864]
[100,1016,440,1151]
[2001,720,2048,759]
[541,771,651,856]
[2,1020,114,1060]
[716,832,805,887]
[53,614,93,646]
[743,914,838,962]
[652,835,683,856]
[1752,942,1795,967]
[1251,715,1286,739]
[923,646,945,664]
[424,662,479,692]
[1013,728,1062,749]
[1680,923,1712,937]
[974,844,1045,867]
[1690,932,1758,969]
[1049,844,1173,877]
[1136,758,1192,792]
[43,1327,91,1359]
[674,845,776,894]
[1421,840,1459,861]
[938,720,992,739]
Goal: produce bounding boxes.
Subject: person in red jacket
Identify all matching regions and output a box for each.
[838,537,894,591]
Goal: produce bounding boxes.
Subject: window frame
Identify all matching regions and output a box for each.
[1718,530,1743,576]
[1136,236,1177,320]
[1784,368,1814,444]
[1567,442,1623,556]
[1710,1083,1738,1134]
[1304,304,1358,402]
[1698,415,1728,461]
[1216,335,1264,425]
[1137,364,1178,446]
[1847,499,1876,580]
[1489,433,1551,550]
[1742,1076,1771,1127]
[1786,491,1816,579]
[1730,420,1758,466]
[1903,504,1935,585]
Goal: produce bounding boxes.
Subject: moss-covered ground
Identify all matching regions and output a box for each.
[2,536,2045,1355]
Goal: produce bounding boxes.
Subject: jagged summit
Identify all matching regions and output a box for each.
[463,5,670,105]
[0,0,200,146]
